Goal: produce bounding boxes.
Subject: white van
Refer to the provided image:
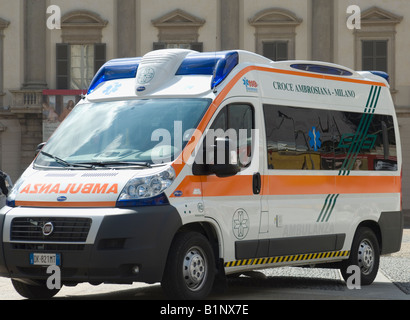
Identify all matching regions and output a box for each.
[0,49,402,299]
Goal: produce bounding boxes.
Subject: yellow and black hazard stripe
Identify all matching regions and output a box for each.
[224,250,350,268]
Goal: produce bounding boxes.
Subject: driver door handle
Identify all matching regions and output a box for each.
[253,172,261,195]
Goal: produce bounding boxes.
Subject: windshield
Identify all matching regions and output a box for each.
[35,98,211,168]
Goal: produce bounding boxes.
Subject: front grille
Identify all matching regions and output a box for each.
[12,243,86,251]
[11,217,92,242]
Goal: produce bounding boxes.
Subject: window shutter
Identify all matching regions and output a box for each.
[362,40,388,72]
[56,43,70,89]
[263,42,288,61]
[263,42,275,60]
[375,41,388,72]
[276,42,288,61]
[153,42,166,50]
[362,41,374,70]
[190,42,203,52]
[94,43,106,73]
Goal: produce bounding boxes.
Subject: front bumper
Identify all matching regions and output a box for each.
[0,205,182,284]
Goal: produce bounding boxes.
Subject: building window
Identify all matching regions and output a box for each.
[153,42,203,52]
[57,10,108,90]
[165,43,191,50]
[70,45,95,90]
[249,8,302,61]
[263,41,288,61]
[362,40,388,72]
[152,9,205,52]
[56,43,106,90]
[354,7,402,92]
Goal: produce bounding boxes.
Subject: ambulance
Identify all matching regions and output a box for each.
[0,49,403,299]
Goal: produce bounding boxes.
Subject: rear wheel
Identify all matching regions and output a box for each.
[162,231,215,300]
[340,227,380,285]
[11,279,60,299]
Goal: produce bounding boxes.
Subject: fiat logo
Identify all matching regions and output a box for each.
[42,222,54,237]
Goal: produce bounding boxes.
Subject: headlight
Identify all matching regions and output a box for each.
[6,177,24,207]
[116,166,175,207]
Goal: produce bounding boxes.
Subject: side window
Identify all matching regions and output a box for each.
[264,104,334,170]
[333,112,397,171]
[209,104,254,168]
[263,104,397,171]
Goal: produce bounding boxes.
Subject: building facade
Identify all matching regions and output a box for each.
[0,0,410,213]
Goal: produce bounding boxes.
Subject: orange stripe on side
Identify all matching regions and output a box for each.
[202,175,253,197]
[15,201,116,208]
[268,175,335,195]
[335,175,400,194]
[266,175,400,196]
[172,174,400,198]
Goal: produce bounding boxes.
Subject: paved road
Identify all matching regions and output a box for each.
[0,230,409,301]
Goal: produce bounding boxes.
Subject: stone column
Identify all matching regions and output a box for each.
[117,0,137,58]
[311,0,334,62]
[0,18,9,106]
[220,0,240,50]
[22,0,48,89]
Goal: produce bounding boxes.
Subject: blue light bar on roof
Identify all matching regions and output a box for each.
[87,51,239,95]
[369,71,390,84]
[176,51,239,89]
[87,57,141,94]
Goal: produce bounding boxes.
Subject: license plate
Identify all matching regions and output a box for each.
[29,253,61,266]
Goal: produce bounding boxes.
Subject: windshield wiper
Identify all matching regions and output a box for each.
[40,151,94,169]
[79,161,152,168]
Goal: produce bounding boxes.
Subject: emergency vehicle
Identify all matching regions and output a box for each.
[0,49,403,299]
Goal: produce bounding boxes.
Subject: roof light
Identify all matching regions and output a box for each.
[87,57,141,94]
[176,51,239,89]
[369,71,390,84]
[87,51,240,95]
[291,63,353,76]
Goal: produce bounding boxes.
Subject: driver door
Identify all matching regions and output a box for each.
[200,98,267,265]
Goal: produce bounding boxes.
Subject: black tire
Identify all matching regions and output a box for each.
[161,231,216,300]
[340,227,380,286]
[11,279,61,299]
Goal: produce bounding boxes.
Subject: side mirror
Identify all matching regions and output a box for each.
[193,137,240,177]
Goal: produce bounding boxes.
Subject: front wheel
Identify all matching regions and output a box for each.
[11,279,61,299]
[161,231,215,300]
[340,227,380,286]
